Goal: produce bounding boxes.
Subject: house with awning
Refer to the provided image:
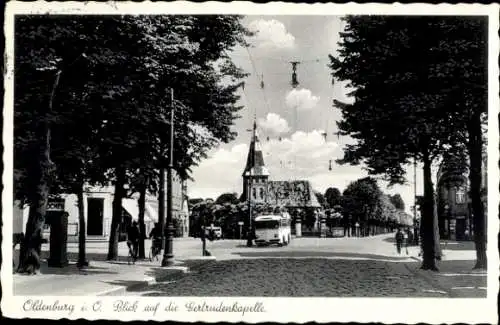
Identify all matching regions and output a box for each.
[13,171,189,242]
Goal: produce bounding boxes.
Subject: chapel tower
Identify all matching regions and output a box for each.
[242,120,269,203]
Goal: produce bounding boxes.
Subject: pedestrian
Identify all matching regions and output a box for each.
[127,221,140,261]
[395,228,404,254]
[149,222,162,256]
[403,228,409,255]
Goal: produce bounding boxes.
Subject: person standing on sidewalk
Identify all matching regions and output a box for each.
[395,228,404,254]
[127,221,140,261]
[149,222,163,255]
[403,228,409,255]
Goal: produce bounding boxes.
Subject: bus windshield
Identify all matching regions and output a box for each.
[255,220,279,229]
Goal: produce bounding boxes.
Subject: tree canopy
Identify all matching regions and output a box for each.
[341,177,381,223]
[215,192,240,205]
[329,15,487,270]
[14,14,251,270]
[324,187,342,208]
[389,194,405,211]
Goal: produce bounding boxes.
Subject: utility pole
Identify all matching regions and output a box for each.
[413,157,418,245]
[162,88,175,266]
[158,167,165,244]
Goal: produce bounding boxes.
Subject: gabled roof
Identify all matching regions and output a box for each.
[267,180,321,208]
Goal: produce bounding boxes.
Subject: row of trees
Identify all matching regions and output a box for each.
[14,15,251,274]
[330,16,487,270]
[319,180,409,235]
[320,187,404,211]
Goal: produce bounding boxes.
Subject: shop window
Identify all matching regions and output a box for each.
[456,189,466,204]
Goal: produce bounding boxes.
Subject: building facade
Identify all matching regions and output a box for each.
[13,171,189,242]
[436,153,487,241]
[241,122,321,227]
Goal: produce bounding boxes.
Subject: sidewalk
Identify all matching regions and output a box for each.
[12,238,214,296]
[403,239,487,298]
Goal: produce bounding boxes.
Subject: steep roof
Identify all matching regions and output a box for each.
[242,121,269,177]
[267,180,321,208]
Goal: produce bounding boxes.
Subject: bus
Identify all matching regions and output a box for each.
[254,213,292,246]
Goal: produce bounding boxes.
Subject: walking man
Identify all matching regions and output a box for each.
[127,221,140,261]
[403,228,409,255]
[395,228,404,255]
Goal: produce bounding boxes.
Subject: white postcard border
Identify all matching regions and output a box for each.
[2,1,499,324]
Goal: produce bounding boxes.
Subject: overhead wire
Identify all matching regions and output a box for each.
[244,46,272,119]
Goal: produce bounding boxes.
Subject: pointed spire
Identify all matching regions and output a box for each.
[242,118,269,177]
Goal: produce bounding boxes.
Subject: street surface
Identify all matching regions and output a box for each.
[12,233,486,297]
[124,234,485,297]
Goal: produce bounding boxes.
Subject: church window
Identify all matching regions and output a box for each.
[260,188,264,199]
[252,188,256,199]
[456,188,466,204]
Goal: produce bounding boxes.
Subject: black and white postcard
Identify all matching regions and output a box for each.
[2,2,499,323]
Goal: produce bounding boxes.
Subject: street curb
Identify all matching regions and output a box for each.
[401,261,457,298]
[410,256,422,262]
[98,257,217,296]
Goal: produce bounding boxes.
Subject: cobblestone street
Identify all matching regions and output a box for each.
[110,234,487,298]
[138,258,449,297]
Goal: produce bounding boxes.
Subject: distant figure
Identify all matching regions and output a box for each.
[355,222,360,237]
[395,228,404,254]
[127,221,140,260]
[403,229,409,255]
[149,222,162,254]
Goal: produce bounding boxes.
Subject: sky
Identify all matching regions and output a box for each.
[187,15,428,213]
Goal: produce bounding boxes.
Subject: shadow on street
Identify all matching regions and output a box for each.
[232,250,409,261]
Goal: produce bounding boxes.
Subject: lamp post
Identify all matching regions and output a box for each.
[162,88,175,267]
[245,120,257,247]
[247,167,253,247]
[413,157,418,245]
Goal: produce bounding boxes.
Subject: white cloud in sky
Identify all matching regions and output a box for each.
[188,129,339,200]
[285,88,320,110]
[258,113,290,134]
[247,19,296,49]
[188,132,424,213]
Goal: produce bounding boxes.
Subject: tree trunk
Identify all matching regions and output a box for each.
[138,178,147,259]
[76,181,88,268]
[468,111,486,269]
[17,72,59,274]
[107,165,126,260]
[420,153,439,271]
[433,193,442,259]
[17,185,49,274]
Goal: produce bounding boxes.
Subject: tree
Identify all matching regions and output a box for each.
[324,187,341,208]
[14,15,251,267]
[314,191,326,208]
[189,198,204,208]
[215,192,240,205]
[341,177,382,236]
[389,194,405,211]
[428,19,487,269]
[330,16,486,270]
[14,17,101,273]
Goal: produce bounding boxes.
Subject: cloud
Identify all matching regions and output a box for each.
[258,113,290,134]
[247,19,295,49]
[188,130,339,200]
[285,88,320,110]
[188,128,424,214]
[188,143,248,200]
